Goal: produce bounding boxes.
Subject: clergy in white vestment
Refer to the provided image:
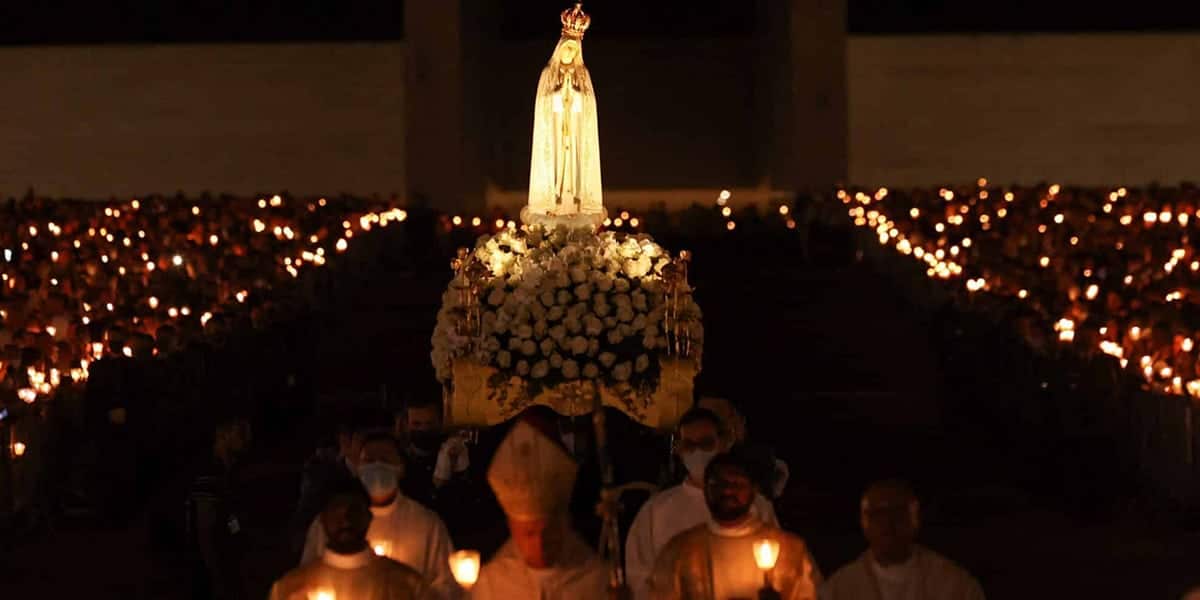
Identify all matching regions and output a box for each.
[470,417,610,600]
[270,478,427,600]
[302,431,457,600]
[821,480,984,600]
[648,452,821,600]
[627,408,779,600]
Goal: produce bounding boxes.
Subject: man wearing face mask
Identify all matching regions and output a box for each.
[270,478,427,600]
[626,408,779,600]
[821,480,984,600]
[300,431,457,600]
[648,452,820,600]
[395,399,470,509]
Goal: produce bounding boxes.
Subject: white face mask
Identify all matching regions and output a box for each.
[681,449,718,480]
[357,462,400,499]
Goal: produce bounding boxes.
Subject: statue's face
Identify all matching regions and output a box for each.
[558,40,579,65]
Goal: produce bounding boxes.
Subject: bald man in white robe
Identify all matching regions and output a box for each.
[470,419,610,600]
[821,480,984,600]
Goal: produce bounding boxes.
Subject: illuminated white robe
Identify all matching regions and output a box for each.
[648,518,821,600]
[524,37,604,227]
[269,548,426,600]
[470,530,609,600]
[626,481,779,600]
[302,493,457,599]
[820,546,985,600]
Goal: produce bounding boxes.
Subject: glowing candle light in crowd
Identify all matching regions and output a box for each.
[1183,338,1195,353]
[210,235,219,246]
[122,346,133,358]
[18,388,37,403]
[1085,284,1099,300]
[717,189,731,206]
[471,217,483,227]
[173,255,184,267]
[726,221,737,231]
[270,195,283,207]
[307,590,335,600]
[11,442,26,458]
[1039,256,1050,268]
[449,550,481,591]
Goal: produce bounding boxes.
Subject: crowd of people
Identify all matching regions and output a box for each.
[842,183,1200,401]
[0,192,405,529]
[198,396,987,600]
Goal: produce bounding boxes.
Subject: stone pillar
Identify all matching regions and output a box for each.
[404,0,486,213]
[763,0,848,192]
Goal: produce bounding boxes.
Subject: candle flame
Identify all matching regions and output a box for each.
[753,538,781,571]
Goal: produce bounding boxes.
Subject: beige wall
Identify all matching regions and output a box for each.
[0,43,405,199]
[4,35,1200,201]
[849,34,1200,187]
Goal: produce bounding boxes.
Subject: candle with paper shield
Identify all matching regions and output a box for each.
[371,541,392,557]
[448,550,481,590]
[306,590,334,600]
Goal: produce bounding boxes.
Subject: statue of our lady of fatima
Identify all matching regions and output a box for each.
[521,3,607,229]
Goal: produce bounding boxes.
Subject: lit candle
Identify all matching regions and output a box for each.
[306,590,335,600]
[12,441,26,457]
[753,538,781,589]
[448,549,481,590]
[372,541,392,557]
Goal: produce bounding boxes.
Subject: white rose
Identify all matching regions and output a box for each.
[613,361,633,382]
[617,306,635,323]
[534,319,548,338]
[508,337,522,351]
[497,350,512,368]
[594,301,611,317]
[487,288,506,306]
[539,338,556,356]
[565,317,582,334]
[635,354,650,373]
[585,315,604,336]
[632,291,648,311]
[619,323,634,336]
[574,283,593,301]
[631,314,647,332]
[550,352,564,368]
[562,360,580,379]
[604,316,618,328]
[606,329,624,345]
[599,352,617,368]
[595,276,613,293]
[614,278,631,293]
[521,340,538,356]
[484,336,501,352]
[588,339,600,356]
[645,324,660,339]
[642,335,659,349]
[540,290,556,307]
[531,360,550,379]
[583,363,600,379]
[612,293,631,307]
[546,305,565,321]
[570,267,588,283]
[550,324,567,341]
[516,324,534,339]
[569,336,589,355]
[516,360,530,376]
[557,290,572,305]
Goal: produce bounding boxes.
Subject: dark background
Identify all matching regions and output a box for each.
[6,0,1200,45]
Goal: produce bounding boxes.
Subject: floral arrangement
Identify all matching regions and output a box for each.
[431,226,702,399]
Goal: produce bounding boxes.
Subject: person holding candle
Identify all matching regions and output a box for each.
[646,452,820,600]
[469,416,609,600]
[820,480,984,600]
[626,408,779,600]
[300,431,457,600]
[269,477,427,600]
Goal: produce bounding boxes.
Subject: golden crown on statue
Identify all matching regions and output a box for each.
[560,2,591,39]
